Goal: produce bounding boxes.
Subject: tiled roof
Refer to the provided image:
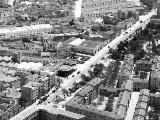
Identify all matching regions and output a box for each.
[133,115,145,120]
[138,95,149,103]
[136,102,147,110]
[134,108,146,117]
[139,89,150,96]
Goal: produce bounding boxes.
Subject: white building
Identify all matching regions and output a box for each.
[0,24,53,39]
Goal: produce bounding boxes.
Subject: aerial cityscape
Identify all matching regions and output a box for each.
[0,0,160,120]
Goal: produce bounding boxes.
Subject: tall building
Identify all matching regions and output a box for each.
[21,82,42,105]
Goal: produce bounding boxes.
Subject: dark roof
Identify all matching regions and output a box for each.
[100,87,118,93]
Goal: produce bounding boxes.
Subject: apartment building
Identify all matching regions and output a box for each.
[37,76,50,95]
[65,76,134,120]
[114,91,131,118]
[0,24,53,39]
[133,89,150,120]
[150,70,160,91]
[0,101,20,120]
[132,78,149,91]
[0,7,14,19]
[149,92,160,107]
[118,54,134,87]
[135,60,152,72]
[21,82,42,104]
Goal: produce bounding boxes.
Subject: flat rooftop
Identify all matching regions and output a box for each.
[0,24,53,34]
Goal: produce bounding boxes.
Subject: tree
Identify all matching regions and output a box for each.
[81,74,91,83]
[69,19,75,26]
[62,88,69,98]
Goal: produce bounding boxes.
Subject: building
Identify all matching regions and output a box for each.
[118,54,134,87]
[99,87,120,97]
[21,82,42,105]
[63,38,104,56]
[149,92,160,107]
[0,70,21,90]
[132,78,149,91]
[150,70,160,91]
[81,0,144,22]
[10,104,86,120]
[114,91,131,118]
[133,89,149,120]
[135,60,152,72]
[65,77,132,120]
[37,76,50,95]
[0,7,14,20]
[0,24,53,39]
[140,0,157,8]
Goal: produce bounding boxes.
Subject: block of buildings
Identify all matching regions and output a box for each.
[66,76,132,120]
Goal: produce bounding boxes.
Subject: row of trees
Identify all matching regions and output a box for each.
[68,63,105,94]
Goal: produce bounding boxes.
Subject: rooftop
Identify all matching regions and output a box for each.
[22,81,42,90]
[76,85,94,97]
[139,89,150,96]
[0,24,53,34]
[0,70,19,82]
[132,78,149,83]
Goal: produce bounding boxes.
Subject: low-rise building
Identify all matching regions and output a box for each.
[132,78,149,91]
[135,60,152,72]
[63,38,104,56]
[118,54,134,87]
[149,92,160,107]
[150,70,160,91]
[0,24,53,39]
[114,91,131,118]
[133,89,149,120]
[0,7,14,20]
